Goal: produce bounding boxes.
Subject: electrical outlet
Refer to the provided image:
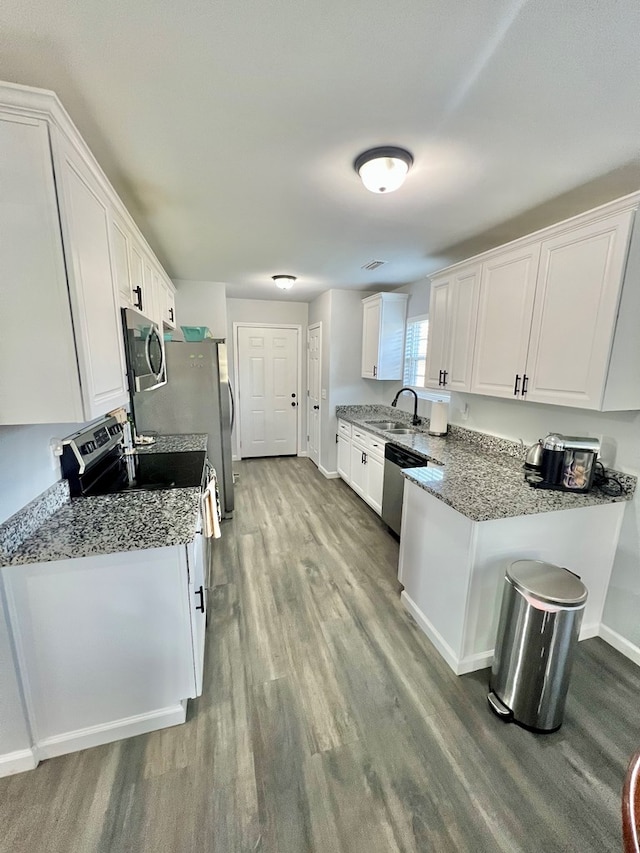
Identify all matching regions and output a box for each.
[50,438,63,472]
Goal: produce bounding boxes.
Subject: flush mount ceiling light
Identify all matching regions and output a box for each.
[354,146,413,193]
[272,274,297,290]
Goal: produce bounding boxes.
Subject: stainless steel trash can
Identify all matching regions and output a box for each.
[488,560,588,733]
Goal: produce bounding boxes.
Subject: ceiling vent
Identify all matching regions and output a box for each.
[361,260,386,271]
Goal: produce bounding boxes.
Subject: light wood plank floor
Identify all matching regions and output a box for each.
[1,456,639,852]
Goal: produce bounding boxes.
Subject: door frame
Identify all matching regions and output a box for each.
[232,322,304,460]
[306,322,322,468]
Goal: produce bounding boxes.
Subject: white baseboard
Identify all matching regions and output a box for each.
[579,621,600,641]
[0,748,38,778]
[319,465,339,479]
[401,591,463,674]
[457,650,494,675]
[599,623,640,667]
[298,450,309,458]
[232,454,240,462]
[34,704,187,762]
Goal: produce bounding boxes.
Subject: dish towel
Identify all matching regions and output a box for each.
[201,469,222,539]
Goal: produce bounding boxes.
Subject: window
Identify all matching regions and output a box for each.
[403,315,429,387]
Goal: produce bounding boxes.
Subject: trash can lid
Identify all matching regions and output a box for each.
[507,560,588,607]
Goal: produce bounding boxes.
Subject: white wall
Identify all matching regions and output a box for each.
[227,298,309,459]
[448,391,640,652]
[173,280,227,339]
[0,423,81,524]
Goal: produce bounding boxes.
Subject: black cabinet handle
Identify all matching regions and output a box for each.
[513,374,521,396]
[522,374,529,395]
[195,585,205,613]
[168,307,174,322]
[438,370,443,386]
[442,370,448,387]
[335,433,338,444]
[373,365,377,377]
[133,285,143,311]
[363,452,367,465]
[313,404,319,410]
[291,401,297,407]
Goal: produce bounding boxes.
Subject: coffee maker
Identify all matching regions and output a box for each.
[525,434,600,492]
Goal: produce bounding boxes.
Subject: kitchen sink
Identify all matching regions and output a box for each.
[364,420,408,430]
[385,428,418,435]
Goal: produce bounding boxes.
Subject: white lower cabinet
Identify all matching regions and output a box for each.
[337,433,351,480]
[398,478,626,675]
[2,539,206,764]
[337,420,386,515]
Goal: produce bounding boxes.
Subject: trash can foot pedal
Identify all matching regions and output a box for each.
[488,691,513,722]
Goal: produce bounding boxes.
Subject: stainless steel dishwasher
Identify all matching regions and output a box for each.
[381,444,428,536]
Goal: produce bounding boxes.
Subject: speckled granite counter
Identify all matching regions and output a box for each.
[1,487,202,567]
[135,434,208,454]
[336,405,636,522]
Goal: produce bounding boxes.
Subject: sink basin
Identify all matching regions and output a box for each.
[386,428,418,435]
[364,420,407,430]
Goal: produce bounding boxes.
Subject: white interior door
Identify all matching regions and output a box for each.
[237,326,299,457]
[307,324,321,467]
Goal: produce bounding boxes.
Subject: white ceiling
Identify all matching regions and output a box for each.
[1,0,639,300]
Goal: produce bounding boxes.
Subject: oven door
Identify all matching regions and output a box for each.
[122,307,167,392]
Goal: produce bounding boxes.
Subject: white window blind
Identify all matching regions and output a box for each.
[403,315,429,387]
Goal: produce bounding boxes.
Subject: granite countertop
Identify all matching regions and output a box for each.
[135,433,208,454]
[2,488,203,567]
[336,405,636,522]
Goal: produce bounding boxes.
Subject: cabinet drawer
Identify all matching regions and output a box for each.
[351,427,386,458]
[365,433,386,457]
[338,419,352,438]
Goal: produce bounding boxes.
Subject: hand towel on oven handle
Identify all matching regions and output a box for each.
[201,466,221,539]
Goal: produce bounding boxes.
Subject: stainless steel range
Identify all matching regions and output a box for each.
[60,416,208,497]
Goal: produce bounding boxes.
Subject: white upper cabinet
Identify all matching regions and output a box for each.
[361,293,408,380]
[110,213,133,307]
[424,276,451,389]
[54,134,128,419]
[425,265,480,392]
[0,82,177,425]
[0,115,84,424]
[471,243,540,399]
[432,194,640,411]
[128,238,145,313]
[524,211,635,408]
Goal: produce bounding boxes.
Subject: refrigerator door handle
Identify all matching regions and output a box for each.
[229,382,235,433]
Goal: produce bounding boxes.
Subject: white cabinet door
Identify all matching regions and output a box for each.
[367,452,385,515]
[337,433,351,482]
[3,547,195,756]
[187,532,207,697]
[0,114,83,424]
[55,136,128,419]
[471,243,541,399]
[446,265,481,392]
[361,297,381,378]
[129,239,145,313]
[164,280,177,329]
[524,211,635,408]
[350,441,368,500]
[110,214,132,307]
[424,276,451,389]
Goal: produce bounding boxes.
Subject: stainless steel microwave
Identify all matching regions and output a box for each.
[121,307,167,392]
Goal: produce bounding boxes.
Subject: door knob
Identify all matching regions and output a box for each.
[291,401,297,407]
[291,392,296,397]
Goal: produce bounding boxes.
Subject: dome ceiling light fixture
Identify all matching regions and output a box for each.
[272,274,297,290]
[354,146,414,194]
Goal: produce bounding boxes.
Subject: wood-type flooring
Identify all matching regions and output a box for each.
[1,456,639,852]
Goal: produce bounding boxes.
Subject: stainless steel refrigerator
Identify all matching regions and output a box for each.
[132,340,235,517]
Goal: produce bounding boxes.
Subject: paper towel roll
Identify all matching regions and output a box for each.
[429,401,449,436]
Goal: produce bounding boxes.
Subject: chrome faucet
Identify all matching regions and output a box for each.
[391,387,421,426]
